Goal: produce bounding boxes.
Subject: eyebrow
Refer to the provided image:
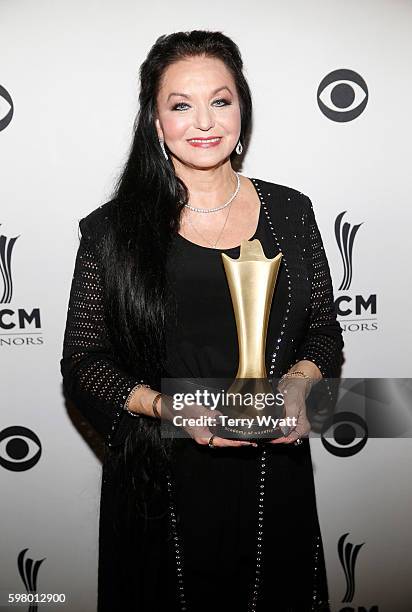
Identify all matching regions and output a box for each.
[166,86,233,102]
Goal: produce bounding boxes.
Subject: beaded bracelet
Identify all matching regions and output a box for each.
[124,382,151,417]
[279,370,312,384]
[279,370,314,396]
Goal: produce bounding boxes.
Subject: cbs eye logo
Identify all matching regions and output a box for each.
[317,69,368,122]
[0,426,42,471]
[321,411,368,457]
[0,84,14,132]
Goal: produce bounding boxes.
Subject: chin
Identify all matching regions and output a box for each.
[191,159,229,171]
[176,151,233,170]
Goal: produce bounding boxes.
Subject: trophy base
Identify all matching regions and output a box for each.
[209,421,284,443]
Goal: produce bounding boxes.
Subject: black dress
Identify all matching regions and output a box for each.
[157,185,331,612]
[60,177,343,612]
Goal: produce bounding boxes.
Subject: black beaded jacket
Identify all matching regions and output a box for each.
[60,178,344,449]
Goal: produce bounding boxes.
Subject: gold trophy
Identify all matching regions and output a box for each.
[210,239,284,441]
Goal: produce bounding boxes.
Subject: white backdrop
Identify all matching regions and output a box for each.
[1,1,411,610]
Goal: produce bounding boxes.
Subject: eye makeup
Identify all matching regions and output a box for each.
[171,98,233,111]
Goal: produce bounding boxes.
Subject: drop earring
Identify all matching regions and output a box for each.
[235,140,243,155]
[159,138,169,161]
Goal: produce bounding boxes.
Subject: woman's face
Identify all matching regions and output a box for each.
[155,55,241,171]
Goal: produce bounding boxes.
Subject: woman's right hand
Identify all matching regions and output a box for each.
[160,395,258,448]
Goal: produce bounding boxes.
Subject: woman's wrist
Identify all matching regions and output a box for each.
[278,360,322,399]
[290,360,323,382]
[278,375,312,400]
[126,385,161,417]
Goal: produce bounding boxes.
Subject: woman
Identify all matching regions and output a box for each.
[61,30,343,612]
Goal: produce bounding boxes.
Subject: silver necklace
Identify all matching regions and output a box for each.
[184,172,241,213]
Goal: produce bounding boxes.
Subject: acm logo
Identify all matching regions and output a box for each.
[0,226,43,346]
[337,533,378,612]
[333,212,377,333]
[17,548,46,612]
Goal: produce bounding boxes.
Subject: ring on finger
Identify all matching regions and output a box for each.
[208,434,216,448]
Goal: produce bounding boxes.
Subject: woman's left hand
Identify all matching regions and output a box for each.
[269,378,312,444]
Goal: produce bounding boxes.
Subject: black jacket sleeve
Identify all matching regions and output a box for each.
[60,220,149,447]
[294,195,344,378]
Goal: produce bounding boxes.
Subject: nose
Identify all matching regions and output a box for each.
[194,103,215,131]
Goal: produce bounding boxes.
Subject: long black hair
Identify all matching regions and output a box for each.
[100,30,253,525]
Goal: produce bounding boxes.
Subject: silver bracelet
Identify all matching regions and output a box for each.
[124,381,151,417]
